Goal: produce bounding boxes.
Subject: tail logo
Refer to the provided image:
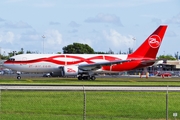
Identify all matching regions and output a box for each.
[148,35,161,48]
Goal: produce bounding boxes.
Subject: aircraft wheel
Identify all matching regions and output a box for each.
[17,76,21,80]
[78,76,82,80]
[91,76,96,80]
[82,76,87,80]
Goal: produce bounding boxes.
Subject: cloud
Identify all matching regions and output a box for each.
[164,13,180,24]
[3,21,31,29]
[44,29,62,45]
[77,38,92,46]
[69,21,80,27]
[0,31,19,44]
[103,29,134,50]
[151,13,180,25]
[0,48,11,56]
[29,34,40,40]
[85,13,123,26]
[49,21,60,25]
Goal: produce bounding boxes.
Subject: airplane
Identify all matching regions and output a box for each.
[3,25,167,80]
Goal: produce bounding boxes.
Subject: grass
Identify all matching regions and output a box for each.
[1,91,84,120]
[0,75,180,86]
[1,91,180,120]
[1,76,180,119]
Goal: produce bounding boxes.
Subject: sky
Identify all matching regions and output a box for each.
[0,0,179,56]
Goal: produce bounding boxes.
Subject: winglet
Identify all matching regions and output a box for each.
[128,25,168,59]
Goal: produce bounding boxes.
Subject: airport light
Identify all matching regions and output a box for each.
[132,37,136,52]
[13,51,16,56]
[42,35,45,54]
[177,51,179,60]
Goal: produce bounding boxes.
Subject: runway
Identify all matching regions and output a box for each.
[0,85,180,91]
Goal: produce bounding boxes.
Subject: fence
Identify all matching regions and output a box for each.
[0,88,180,120]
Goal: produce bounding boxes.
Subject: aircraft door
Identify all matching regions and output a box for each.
[59,66,65,77]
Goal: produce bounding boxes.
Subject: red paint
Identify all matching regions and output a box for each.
[67,68,76,73]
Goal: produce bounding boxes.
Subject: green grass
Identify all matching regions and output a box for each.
[1,91,180,120]
[0,76,180,86]
[1,76,180,119]
[1,91,84,120]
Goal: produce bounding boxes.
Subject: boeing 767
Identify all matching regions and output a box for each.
[3,25,168,80]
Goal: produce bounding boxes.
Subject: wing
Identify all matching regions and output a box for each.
[78,59,131,71]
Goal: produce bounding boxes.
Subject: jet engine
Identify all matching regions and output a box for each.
[59,66,79,76]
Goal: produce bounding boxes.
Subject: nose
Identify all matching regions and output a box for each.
[2,60,8,68]
[0,60,3,68]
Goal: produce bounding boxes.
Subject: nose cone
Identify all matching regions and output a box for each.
[0,60,4,67]
[2,60,10,68]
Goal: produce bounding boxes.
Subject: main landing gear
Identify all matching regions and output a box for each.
[77,74,96,80]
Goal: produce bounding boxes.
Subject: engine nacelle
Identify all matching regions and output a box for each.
[59,66,79,76]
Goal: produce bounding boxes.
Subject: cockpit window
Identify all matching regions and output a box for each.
[8,58,15,61]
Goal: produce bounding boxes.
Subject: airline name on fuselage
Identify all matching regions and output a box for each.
[29,64,52,68]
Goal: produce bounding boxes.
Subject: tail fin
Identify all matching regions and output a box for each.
[129,25,167,59]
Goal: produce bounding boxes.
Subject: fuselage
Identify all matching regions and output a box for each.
[3,54,153,73]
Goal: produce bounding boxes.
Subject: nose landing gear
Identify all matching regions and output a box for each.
[17,76,21,80]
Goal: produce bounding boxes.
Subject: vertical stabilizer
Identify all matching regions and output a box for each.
[128,25,167,59]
